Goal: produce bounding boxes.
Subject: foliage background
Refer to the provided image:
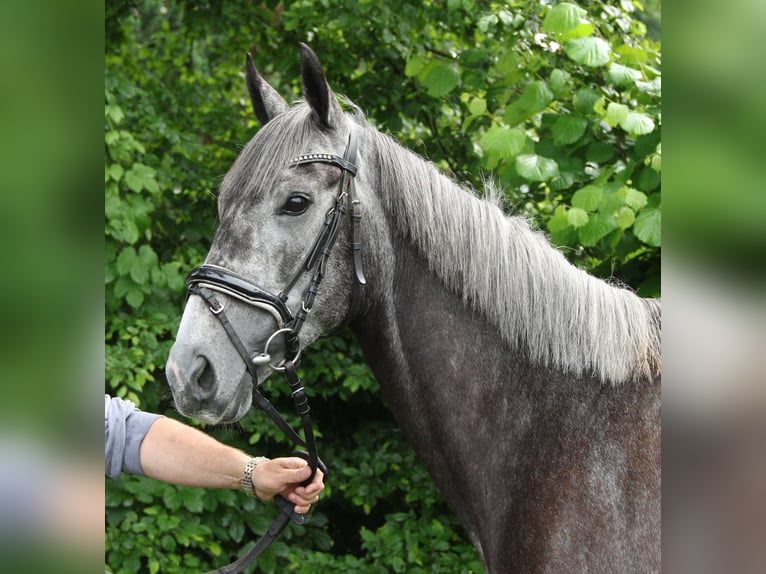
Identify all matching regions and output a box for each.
[105,1,660,572]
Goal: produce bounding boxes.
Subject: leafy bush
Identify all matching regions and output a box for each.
[105,1,660,571]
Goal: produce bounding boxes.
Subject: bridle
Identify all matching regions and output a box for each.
[186,125,365,574]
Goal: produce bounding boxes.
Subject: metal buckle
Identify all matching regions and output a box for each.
[209,300,225,315]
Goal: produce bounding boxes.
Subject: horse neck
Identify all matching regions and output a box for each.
[350,236,513,524]
[350,237,661,571]
[352,238,516,405]
[350,238,586,561]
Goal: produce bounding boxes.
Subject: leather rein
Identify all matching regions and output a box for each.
[186,125,364,573]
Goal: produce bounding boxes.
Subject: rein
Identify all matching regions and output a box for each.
[186,126,364,574]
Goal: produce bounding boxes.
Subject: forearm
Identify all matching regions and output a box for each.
[138,417,250,489]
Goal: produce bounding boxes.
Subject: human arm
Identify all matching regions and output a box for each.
[137,416,324,513]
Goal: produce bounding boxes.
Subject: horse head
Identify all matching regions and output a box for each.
[166,44,376,424]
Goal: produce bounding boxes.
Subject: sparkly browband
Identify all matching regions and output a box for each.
[290,153,357,175]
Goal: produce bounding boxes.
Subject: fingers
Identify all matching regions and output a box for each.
[262,457,326,513]
[275,458,320,484]
[290,481,324,503]
[304,468,324,492]
[287,473,325,513]
[295,476,324,496]
[278,457,313,469]
[290,492,321,514]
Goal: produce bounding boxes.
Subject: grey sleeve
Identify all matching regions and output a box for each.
[104,395,162,478]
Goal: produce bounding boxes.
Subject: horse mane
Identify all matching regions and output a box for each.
[361,117,661,385]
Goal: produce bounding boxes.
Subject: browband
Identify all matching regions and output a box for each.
[290,153,358,175]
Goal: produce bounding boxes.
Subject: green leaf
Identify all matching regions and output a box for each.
[421,62,460,97]
[130,261,148,285]
[515,154,559,182]
[405,54,427,78]
[128,245,157,284]
[564,37,611,67]
[492,49,519,78]
[613,206,636,229]
[620,111,656,136]
[126,286,145,308]
[480,126,527,159]
[634,208,661,246]
[599,190,625,213]
[549,170,577,191]
[624,187,648,210]
[113,276,130,298]
[547,205,570,232]
[636,164,661,191]
[116,247,137,276]
[108,163,124,181]
[606,102,629,126]
[121,219,140,244]
[606,63,642,86]
[650,151,662,172]
[578,213,618,246]
[586,142,615,163]
[137,244,159,268]
[574,88,601,115]
[571,184,603,211]
[504,81,554,124]
[522,81,554,111]
[208,541,222,556]
[617,44,649,64]
[106,104,124,124]
[549,68,572,97]
[468,97,487,116]
[105,185,121,218]
[559,21,596,41]
[552,114,588,145]
[181,489,205,513]
[567,207,589,228]
[542,2,587,34]
[124,163,159,193]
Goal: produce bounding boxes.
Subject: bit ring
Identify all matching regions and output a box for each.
[263,328,301,371]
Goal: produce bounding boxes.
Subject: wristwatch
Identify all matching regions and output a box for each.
[240,456,269,497]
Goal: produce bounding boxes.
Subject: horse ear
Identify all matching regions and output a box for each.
[298,43,343,129]
[246,52,288,126]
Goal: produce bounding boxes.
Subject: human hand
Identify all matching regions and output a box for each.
[251,457,325,514]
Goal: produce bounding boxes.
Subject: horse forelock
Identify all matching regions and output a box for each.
[363,125,661,385]
[219,104,318,214]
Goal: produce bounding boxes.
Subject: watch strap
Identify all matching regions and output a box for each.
[241,456,269,497]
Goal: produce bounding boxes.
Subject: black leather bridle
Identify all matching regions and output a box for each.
[187,125,364,574]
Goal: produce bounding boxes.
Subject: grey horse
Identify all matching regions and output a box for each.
[166,44,661,573]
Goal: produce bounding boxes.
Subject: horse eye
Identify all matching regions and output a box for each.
[282,194,311,215]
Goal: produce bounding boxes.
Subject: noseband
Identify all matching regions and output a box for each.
[186,125,364,574]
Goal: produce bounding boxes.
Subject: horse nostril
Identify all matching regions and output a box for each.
[190,354,216,398]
